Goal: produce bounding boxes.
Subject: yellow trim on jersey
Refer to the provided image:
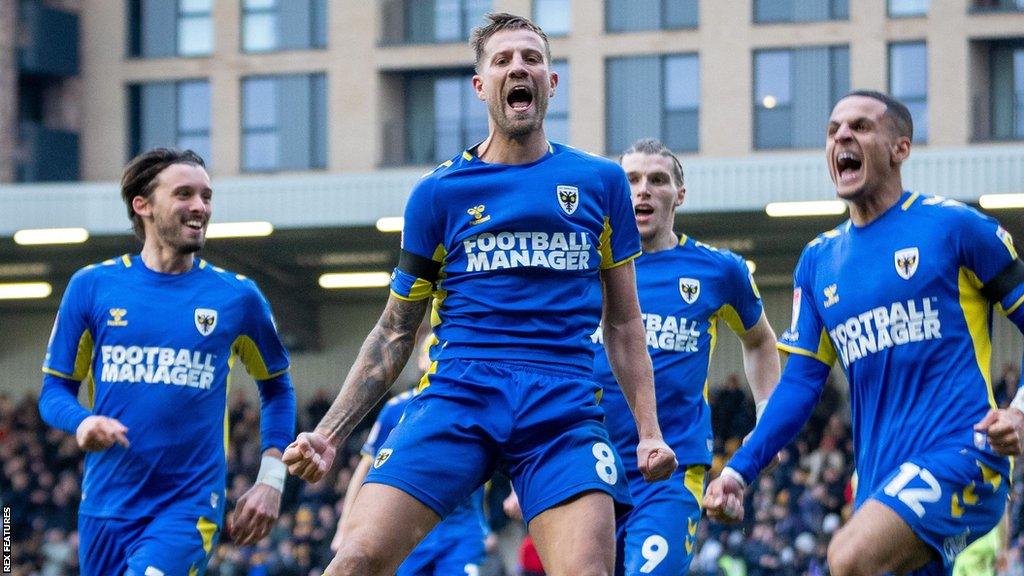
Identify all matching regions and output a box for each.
[684,465,706,507]
[1004,293,1024,316]
[429,245,450,329]
[705,316,718,403]
[679,234,689,247]
[225,354,235,455]
[85,370,96,409]
[462,151,473,161]
[102,258,116,266]
[199,259,208,269]
[197,516,218,554]
[777,328,837,366]
[42,330,96,382]
[958,267,996,409]
[598,216,615,267]
[231,335,288,380]
[417,360,438,392]
[901,192,921,211]
[603,250,641,270]
[717,304,747,336]
[120,254,132,267]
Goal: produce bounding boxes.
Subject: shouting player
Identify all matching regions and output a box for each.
[284,12,676,576]
[705,91,1024,575]
[38,148,295,575]
[592,138,780,575]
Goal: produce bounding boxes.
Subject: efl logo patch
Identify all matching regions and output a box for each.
[374,448,393,469]
[894,247,919,280]
[679,278,700,304]
[557,185,579,215]
[194,308,218,336]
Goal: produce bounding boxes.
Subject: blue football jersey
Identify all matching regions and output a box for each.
[390,142,641,371]
[42,255,289,519]
[592,236,763,470]
[362,391,487,542]
[779,192,1016,503]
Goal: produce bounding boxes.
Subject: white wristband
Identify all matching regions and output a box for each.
[256,455,287,492]
[1011,386,1024,413]
[755,399,769,423]
[720,466,747,490]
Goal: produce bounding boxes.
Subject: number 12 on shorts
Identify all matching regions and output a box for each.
[883,462,941,517]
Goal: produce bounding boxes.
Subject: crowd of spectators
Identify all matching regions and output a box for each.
[3,363,1022,575]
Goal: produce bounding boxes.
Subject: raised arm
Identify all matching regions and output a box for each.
[283,296,428,482]
[600,261,676,482]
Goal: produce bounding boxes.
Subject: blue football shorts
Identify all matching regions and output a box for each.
[364,358,632,524]
[869,442,1008,576]
[615,464,706,576]
[398,522,487,576]
[79,510,222,576]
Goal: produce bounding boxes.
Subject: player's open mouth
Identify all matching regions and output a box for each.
[634,204,654,221]
[836,151,862,185]
[507,85,533,112]
[184,218,205,231]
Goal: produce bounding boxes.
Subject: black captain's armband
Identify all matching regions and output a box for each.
[981,259,1024,303]
[398,249,441,282]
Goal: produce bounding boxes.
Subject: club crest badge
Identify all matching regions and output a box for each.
[557,185,579,215]
[374,448,393,469]
[194,308,218,336]
[894,248,919,280]
[679,278,700,304]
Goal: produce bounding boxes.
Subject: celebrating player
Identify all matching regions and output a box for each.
[38,148,296,575]
[591,138,780,575]
[284,12,675,576]
[704,91,1024,575]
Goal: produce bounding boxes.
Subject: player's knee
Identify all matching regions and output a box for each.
[332,539,392,576]
[827,531,877,576]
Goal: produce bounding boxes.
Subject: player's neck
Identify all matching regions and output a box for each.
[476,130,549,165]
[847,179,904,227]
[140,241,195,274]
[642,228,679,254]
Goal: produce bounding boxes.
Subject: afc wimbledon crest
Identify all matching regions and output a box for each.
[557,185,579,215]
[894,247,919,280]
[194,308,218,336]
[679,278,700,304]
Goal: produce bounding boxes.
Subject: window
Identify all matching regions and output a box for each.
[242,0,327,52]
[241,74,327,172]
[129,80,211,164]
[606,54,699,154]
[547,61,571,144]
[404,72,488,164]
[606,0,697,32]
[888,0,928,17]
[384,0,490,44]
[973,0,1024,11]
[754,46,849,149]
[128,0,213,58]
[534,0,570,36]
[754,0,848,23]
[990,43,1024,139]
[889,42,928,142]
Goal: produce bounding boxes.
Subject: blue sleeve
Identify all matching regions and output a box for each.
[727,354,831,484]
[42,270,95,381]
[392,177,445,301]
[235,282,290,379]
[256,372,296,453]
[39,373,91,434]
[777,247,838,366]
[721,253,764,334]
[598,165,641,269]
[956,207,1017,285]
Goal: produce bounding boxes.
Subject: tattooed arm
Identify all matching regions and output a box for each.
[283,295,428,482]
